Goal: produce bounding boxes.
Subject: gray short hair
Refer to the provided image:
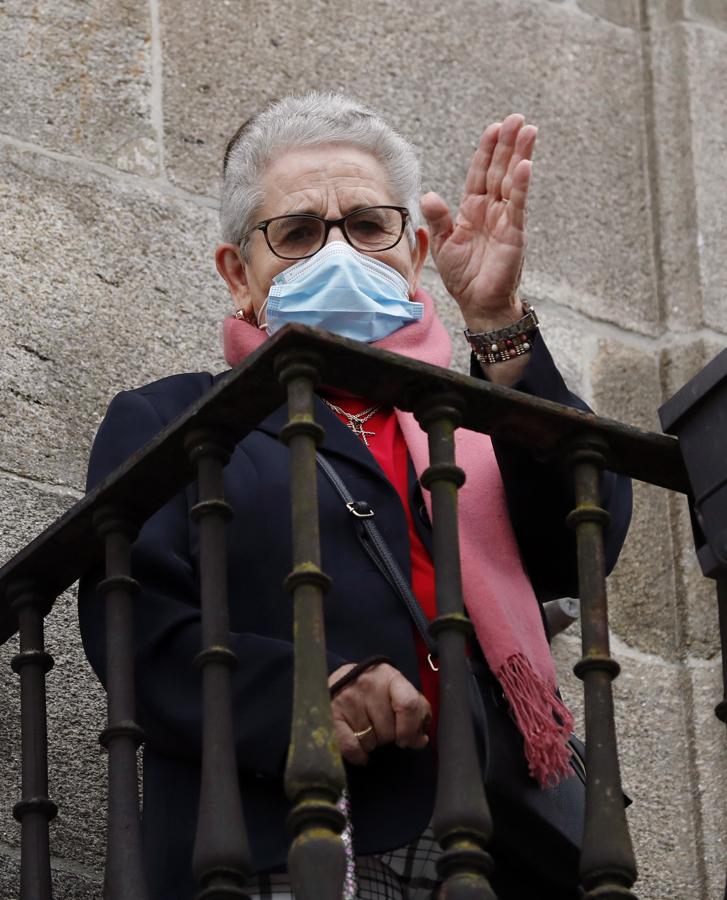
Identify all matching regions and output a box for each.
[220,92,423,256]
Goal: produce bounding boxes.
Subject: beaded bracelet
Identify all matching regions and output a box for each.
[464,300,539,365]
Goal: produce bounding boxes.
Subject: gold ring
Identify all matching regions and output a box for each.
[353,725,374,740]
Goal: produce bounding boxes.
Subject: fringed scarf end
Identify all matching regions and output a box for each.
[497,653,576,789]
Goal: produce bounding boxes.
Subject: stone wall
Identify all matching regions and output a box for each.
[1,0,725,896]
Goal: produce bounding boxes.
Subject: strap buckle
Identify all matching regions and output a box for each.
[346,500,375,518]
[427,653,439,673]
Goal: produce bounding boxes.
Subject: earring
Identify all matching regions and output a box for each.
[234,307,258,326]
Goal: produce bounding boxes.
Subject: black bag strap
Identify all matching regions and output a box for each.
[315,453,438,660]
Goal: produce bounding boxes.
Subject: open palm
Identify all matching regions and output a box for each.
[421,114,536,329]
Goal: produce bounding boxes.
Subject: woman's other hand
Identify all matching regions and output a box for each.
[328,662,431,765]
[420,114,536,334]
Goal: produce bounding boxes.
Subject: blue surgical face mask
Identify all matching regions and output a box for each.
[257,241,424,342]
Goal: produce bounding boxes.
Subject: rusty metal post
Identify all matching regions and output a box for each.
[92,509,149,900]
[714,579,727,729]
[416,395,496,900]
[567,437,638,900]
[184,428,252,900]
[8,579,57,900]
[716,578,727,900]
[276,350,346,900]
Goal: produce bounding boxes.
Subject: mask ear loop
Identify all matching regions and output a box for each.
[256,297,270,333]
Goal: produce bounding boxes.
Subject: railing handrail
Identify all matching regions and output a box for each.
[0,322,688,642]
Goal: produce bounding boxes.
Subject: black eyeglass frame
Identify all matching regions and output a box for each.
[240,205,411,260]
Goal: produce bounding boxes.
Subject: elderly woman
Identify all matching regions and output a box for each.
[79,93,631,900]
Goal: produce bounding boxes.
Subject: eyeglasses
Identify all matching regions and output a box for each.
[241,205,410,260]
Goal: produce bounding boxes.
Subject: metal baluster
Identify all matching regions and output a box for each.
[416,396,496,900]
[716,578,727,900]
[276,351,346,900]
[8,579,57,900]
[184,428,251,900]
[714,579,727,728]
[92,509,149,900]
[567,438,638,899]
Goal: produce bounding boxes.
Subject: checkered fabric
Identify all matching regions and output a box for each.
[244,826,441,900]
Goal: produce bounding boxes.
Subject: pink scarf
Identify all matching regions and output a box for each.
[223,289,574,786]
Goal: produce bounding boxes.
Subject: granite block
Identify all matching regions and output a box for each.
[577,0,638,28]
[687,0,727,27]
[645,0,686,26]
[685,24,727,334]
[647,21,704,330]
[0,0,157,175]
[0,849,102,900]
[688,660,727,899]
[161,0,658,332]
[553,634,704,899]
[0,142,226,491]
[591,340,680,658]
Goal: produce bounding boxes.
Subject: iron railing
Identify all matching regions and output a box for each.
[0,323,720,900]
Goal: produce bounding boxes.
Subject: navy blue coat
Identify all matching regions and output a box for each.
[78,336,632,899]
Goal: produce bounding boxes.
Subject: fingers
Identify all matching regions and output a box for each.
[501,124,537,202]
[331,664,396,765]
[464,121,501,196]
[420,191,453,259]
[333,719,371,766]
[389,671,431,750]
[483,114,538,204]
[485,113,524,199]
[506,159,532,233]
[459,115,536,216]
[330,664,430,764]
[332,687,375,765]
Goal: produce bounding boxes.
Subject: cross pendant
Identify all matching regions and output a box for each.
[350,423,376,446]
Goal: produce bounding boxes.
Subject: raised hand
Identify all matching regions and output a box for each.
[420,114,537,333]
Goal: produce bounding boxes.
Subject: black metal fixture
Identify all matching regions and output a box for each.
[659,347,727,580]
